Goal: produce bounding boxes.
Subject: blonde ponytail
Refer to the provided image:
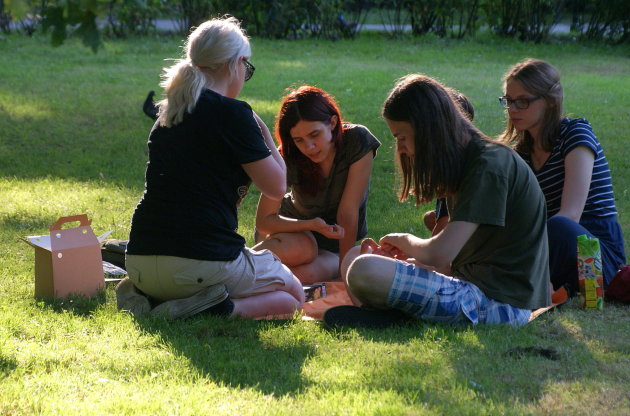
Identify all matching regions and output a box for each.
[158,59,208,127]
[156,17,251,128]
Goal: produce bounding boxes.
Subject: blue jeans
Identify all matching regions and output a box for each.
[547,215,626,294]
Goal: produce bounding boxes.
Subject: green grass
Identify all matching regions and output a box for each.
[1,32,630,415]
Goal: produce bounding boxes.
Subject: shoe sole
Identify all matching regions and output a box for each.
[115,277,151,317]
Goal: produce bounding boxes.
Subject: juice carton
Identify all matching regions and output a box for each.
[577,234,604,310]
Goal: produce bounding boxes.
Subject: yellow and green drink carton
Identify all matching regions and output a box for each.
[577,234,604,310]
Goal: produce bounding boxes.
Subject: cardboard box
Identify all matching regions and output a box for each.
[24,214,111,299]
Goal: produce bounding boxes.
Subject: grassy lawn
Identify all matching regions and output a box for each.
[1,32,629,415]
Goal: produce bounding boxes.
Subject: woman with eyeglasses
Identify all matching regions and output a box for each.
[119,17,304,319]
[499,58,626,297]
[253,86,380,284]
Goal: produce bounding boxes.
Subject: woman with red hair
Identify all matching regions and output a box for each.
[254,86,380,283]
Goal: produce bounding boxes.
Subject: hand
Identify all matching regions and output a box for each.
[312,217,345,239]
[360,238,379,254]
[379,233,412,261]
[360,238,388,256]
[359,238,402,259]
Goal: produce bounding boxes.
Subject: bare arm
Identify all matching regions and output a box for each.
[252,111,285,174]
[242,112,287,201]
[242,157,286,201]
[379,221,479,269]
[555,146,594,222]
[255,193,344,238]
[336,152,374,271]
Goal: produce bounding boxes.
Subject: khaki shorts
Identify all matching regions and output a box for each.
[126,248,293,302]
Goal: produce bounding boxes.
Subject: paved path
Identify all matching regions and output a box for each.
[153,19,572,34]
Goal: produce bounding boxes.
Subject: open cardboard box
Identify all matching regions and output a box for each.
[23,214,112,299]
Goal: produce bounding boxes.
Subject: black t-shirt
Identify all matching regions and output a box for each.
[127,89,271,261]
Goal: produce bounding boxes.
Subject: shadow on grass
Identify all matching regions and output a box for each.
[437,306,625,411]
[0,353,19,376]
[134,316,317,396]
[1,212,59,235]
[319,304,630,412]
[35,291,108,317]
[0,109,149,190]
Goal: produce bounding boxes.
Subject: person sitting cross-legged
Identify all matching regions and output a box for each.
[325,74,551,329]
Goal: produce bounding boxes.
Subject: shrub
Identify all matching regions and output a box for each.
[339,0,372,38]
[220,0,359,40]
[406,0,481,38]
[483,0,565,43]
[5,0,629,47]
[376,0,409,38]
[104,0,165,38]
[568,0,629,43]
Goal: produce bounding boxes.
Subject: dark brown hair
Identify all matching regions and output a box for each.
[450,90,474,121]
[275,85,344,195]
[382,74,485,205]
[499,58,563,153]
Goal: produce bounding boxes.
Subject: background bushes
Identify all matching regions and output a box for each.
[483,0,565,42]
[1,0,628,45]
[171,0,628,43]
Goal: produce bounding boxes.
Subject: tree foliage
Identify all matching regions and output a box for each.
[6,0,104,51]
[3,0,629,49]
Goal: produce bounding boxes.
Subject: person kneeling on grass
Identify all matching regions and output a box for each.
[118,17,304,320]
[327,74,551,328]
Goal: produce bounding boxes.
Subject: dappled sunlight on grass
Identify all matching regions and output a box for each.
[1,177,139,240]
[274,60,307,69]
[557,318,587,342]
[1,33,629,415]
[533,379,630,415]
[0,92,53,121]
[302,330,456,389]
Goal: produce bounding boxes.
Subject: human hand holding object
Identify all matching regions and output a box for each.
[378,233,413,261]
[312,217,345,239]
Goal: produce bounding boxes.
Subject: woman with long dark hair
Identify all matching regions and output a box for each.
[254,85,380,284]
[328,74,550,327]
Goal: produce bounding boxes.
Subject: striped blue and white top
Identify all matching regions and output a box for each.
[519,118,617,219]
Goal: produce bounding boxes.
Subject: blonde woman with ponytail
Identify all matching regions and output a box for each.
[118,17,305,320]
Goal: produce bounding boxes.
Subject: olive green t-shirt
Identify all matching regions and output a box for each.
[449,136,551,310]
[279,124,380,252]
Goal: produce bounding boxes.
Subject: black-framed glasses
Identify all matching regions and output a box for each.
[498,96,541,110]
[243,59,255,82]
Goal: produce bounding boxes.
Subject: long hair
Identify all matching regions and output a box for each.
[499,58,563,153]
[275,85,344,196]
[382,74,485,205]
[157,16,251,127]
